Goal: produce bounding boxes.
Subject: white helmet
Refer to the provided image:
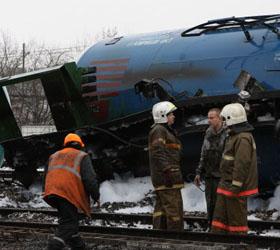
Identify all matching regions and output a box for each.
[152,101,177,124]
[221,103,247,126]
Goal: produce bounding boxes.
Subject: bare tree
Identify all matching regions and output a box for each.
[6,42,78,127]
[0,31,22,77]
[102,27,118,39]
[0,37,76,127]
[0,27,119,128]
[87,26,119,43]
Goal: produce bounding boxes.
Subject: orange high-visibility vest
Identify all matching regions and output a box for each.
[44,148,91,216]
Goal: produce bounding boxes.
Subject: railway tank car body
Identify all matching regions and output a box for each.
[77,17,280,123]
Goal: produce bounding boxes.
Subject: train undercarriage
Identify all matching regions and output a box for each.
[0,64,280,196]
[1,88,280,195]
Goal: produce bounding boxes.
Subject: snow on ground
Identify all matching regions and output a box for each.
[1,174,280,224]
[2,174,280,236]
[268,185,280,211]
[115,206,154,214]
[0,196,18,207]
[100,174,206,214]
[100,174,153,204]
[247,214,262,221]
[0,182,48,208]
[0,174,206,213]
[259,229,280,237]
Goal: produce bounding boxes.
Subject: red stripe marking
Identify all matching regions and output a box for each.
[100,92,119,98]
[91,58,129,65]
[217,187,259,197]
[97,66,127,72]
[212,220,249,232]
[82,82,122,88]
[82,91,119,97]
[97,74,124,80]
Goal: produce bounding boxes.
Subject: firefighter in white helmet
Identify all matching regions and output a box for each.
[148,101,184,231]
[211,103,258,234]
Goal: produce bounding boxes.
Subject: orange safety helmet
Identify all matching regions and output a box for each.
[63,133,85,147]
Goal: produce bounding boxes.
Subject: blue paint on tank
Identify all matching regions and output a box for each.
[77,16,280,122]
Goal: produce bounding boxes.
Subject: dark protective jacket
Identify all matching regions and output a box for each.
[43,147,100,216]
[148,124,184,190]
[217,122,258,197]
[196,126,227,178]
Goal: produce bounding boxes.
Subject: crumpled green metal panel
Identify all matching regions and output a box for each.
[0,62,93,141]
[40,62,93,130]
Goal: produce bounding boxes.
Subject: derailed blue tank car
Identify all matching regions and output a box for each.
[0,15,280,194]
[76,14,280,194]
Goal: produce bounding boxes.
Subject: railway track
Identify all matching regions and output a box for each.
[1,207,280,232]
[0,219,278,249]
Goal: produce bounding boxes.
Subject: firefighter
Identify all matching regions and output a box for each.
[43,133,100,250]
[211,103,258,234]
[149,101,184,231]
[194,108,227,227]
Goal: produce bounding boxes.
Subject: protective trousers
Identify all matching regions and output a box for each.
[211,193,248,234]
[205,177,220,226]
[153,189,184,231]
[47,197,86,250]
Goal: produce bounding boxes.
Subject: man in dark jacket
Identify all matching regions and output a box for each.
[149,101,184,231]
[43,133,100,250]
[211,103,258,234]
[194,108,226,227]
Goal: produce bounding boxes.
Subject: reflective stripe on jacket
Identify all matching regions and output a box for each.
[44,148,91,216]
[212,220,249,232]
[216,187,258,197]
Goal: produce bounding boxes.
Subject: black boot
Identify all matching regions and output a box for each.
[67,234,86,250]
[47,236,65,250]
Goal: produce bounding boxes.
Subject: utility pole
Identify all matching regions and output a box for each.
[22,43,26,73]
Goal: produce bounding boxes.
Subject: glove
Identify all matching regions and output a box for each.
[163,169,173,188]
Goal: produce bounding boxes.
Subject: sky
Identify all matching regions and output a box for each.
[0,0,279,47]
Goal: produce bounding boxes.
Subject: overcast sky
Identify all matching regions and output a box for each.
[0,0,279,47]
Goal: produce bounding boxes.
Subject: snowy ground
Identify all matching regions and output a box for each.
[1,174,280,236]
[0,174,208,213]
[0,173,280,215]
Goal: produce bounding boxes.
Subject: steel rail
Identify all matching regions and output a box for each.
[0,207,279,231]
[0,220,278,248]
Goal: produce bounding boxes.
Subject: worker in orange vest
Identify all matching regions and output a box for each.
[43,133,100,250]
